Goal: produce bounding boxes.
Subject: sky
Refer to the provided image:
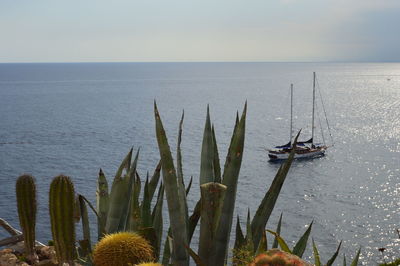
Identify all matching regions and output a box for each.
[0,0,399,63]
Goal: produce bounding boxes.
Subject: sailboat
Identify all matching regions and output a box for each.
[268,72,332,161]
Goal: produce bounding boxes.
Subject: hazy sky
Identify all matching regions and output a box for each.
[1,0,399,62]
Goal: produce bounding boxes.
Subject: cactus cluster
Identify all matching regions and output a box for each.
[11,103,362,266]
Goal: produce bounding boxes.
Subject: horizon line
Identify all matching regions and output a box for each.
[0,60,400,64]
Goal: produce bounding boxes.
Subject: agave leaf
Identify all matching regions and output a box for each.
[292,221,313,258]
[138,227,158,259]
[152,183,164,260]
[251,131,299,248]
[162,229,172,266]
[256,227,268,255]
[163,182,198,265]
[185,245,206,266]
[235,111,239,129]
[212,125,221,183]
[272,213,283,249]
[96,169,109,240]
[198,182,227,264]
[266,230,291,253]
[312,238,321,266]
[326,241,342,266]
[185,176,193,195]
[343,254,347,266]
[105,149,138,233]
[154,102,189,265]
[234,216,245,250]
[148,161,162,200]
[78,195,91,255]
[245,209,254,252]
[212,103,246,265]
[350,248,361,266]
[177,111,185,186]
[114,148,133,182]
[127,173,141,231]
[176,110,190,230]
[189,200,201,241]
[200,105,214,185]
[141,177,152,228]
[118,150,139,231]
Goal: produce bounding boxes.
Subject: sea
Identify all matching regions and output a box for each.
[0,62,399,265]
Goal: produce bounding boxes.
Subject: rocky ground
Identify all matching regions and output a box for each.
[0,242,58,266]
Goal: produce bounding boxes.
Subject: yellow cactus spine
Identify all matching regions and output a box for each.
[93,232,154,266]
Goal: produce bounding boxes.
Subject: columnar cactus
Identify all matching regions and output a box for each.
[49,175,76,265]
[16,174,38,264]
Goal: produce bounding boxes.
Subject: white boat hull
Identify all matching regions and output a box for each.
[268,148,326,161]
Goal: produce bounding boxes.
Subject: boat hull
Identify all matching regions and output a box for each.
[268,148,326,161]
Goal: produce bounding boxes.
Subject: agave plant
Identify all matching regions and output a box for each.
[153,102,307,266]
[94,149,165,259]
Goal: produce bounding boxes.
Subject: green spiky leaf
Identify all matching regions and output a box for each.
[292,221,313,258]
[350,248,361,266]
[272,213,283,249]
[256,229,268,255]
[127,173,141,231]
[185,176,193,195]
[198,182,227,263]
[251,131,299,248]
[141,177,152,228]
[234,216,245,250]
[212,125,221,183]
[326,241,342,266]
[154,102,189,265]
[185,245,205,266]
[152,183,164,260]
[266,230,291,253]
[200,105,214,185]
[148,161,162,200]
[312,238,321,266]
[96,169,109,240]
[212,103,246,266]
[105,149,138,233]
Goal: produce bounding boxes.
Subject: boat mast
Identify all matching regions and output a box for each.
[290,83,293,145]
[311,72,316,147]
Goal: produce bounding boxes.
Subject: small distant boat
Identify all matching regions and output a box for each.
[268,72,332,161]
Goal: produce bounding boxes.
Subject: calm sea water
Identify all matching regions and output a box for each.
[0,62,399,264]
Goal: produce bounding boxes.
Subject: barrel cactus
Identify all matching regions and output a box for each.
[93,232,154,266]
[16,174,38,264]
[249,249,312,266]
